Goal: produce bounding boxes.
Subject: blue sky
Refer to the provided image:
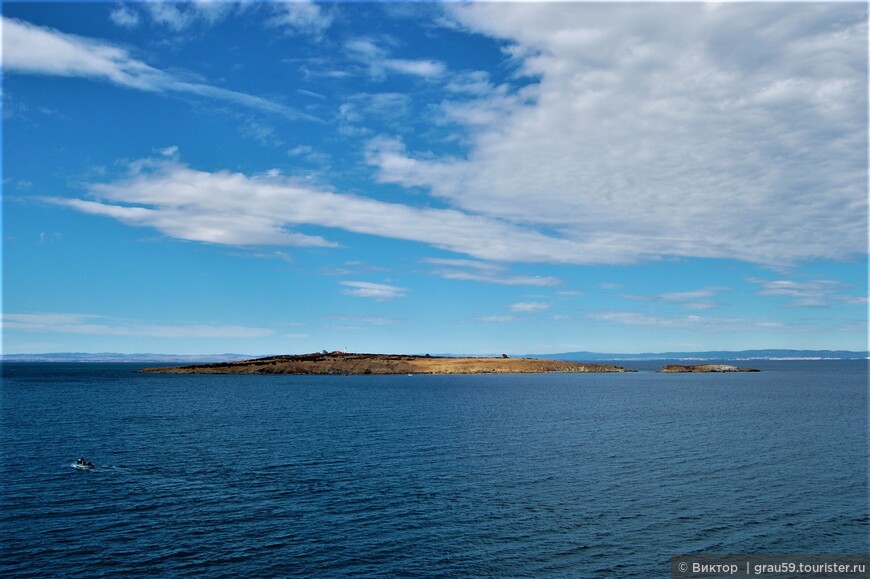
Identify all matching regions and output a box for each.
[2,1,868,355]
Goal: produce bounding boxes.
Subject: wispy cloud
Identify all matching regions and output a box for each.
[471,315,516,323]
[2,16,317,121]
[51,154,636,264]
[241,119,283,147]
[589,311,789,332]
[445,70,497,96]
[509,301,551,313]
[426,258,560,286]
[3,312,275,339]
[141,1,236,32]
[340,281,408,301]
[623,287,728,310]
[230,249,294,264]
[110,2,326,38]
[268,1,333,37]
[346,38,446,80]
[339,93,412,131]
[748,278,867,308]
[109,4,140,28]
[319,261,388,277]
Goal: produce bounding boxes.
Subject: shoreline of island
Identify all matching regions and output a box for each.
[138,352,765,375]
[139,351,635,375]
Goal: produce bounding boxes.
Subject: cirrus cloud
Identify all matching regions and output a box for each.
[340,281,408,301]
[426,258,561,286]
[2,16,317,121]
[748,278,868,308]
[345,37,446,80]
[509,301,551,313]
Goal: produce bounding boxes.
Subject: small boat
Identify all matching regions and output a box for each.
[73,458,95,470]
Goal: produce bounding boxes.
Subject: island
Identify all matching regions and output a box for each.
[140,351,634,375]
[660,364,760,373]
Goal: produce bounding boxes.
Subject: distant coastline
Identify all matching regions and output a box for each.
[2,349,867,363]
[532,349,870,362]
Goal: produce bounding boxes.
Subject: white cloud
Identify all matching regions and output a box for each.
[241,120,283,147]
[426,258,560,286]
[2,17,315,121]
[142,1,235,32]
[345,38,383,60]
[3,312,275,339]
[445,70,496,95]
[659,289,720,303]
[748,278,865,308]
[509,301,551,313]
[346,37,446,80]
[268,1,333,37]
[367,3,867,266]
[288,145,331,166]
[340,93,412,130]
[651,287,728,310]
[340,281,408,300]
[52,155,642,264]
[589,311,788,333]
[38,231,62,246]
[231,249,294,264]
[144,2,192,31]
[158,145,179,158]
[383,58,445,78]
[109,4,140,28]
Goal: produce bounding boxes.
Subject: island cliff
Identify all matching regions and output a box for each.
[141,352,633,375]
[660,364,760,373]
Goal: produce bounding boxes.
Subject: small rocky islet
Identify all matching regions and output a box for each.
[660,364,760,373]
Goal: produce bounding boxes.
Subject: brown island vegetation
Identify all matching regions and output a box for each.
[141,351,634,375]
[661,364,760,373]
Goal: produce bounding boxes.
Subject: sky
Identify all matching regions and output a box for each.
[2,1,868,356]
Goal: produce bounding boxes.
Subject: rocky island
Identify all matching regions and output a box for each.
[141,351,633,375]
[660,364,760,373]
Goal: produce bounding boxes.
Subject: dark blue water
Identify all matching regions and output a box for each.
[2,361,867,577]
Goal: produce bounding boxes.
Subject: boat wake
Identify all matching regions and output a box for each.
[70,463,128,472]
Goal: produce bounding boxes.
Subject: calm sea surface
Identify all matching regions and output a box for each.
[1,361,867,577]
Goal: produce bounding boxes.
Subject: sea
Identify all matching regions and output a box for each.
[1,360,867,577]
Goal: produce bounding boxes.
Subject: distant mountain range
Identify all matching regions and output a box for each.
[532,349,869,361]
[2,349,867,363]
